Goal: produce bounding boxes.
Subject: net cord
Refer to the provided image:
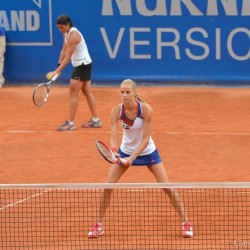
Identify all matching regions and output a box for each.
[0,182,249,189]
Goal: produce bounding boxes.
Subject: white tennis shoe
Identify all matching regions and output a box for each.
[182,221,194,238]
[82,119,102,128]
[88,222,104,238]
[57,120,76,131]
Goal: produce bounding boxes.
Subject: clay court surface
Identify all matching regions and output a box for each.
[1,85,250,249]
[1,84,250,184]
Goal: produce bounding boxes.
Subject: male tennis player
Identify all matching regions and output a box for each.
[47,14,101,131]
[88,79,193,238]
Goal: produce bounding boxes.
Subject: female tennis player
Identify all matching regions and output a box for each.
[88,79,193,238]
[47,14,101,131]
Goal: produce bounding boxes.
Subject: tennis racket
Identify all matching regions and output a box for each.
[32,74,59,106]
[95,140,127,165]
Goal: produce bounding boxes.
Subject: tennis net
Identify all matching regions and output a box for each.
[0,182,249,249]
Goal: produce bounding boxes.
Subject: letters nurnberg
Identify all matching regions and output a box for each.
[102,0,250,16]
[100,0,250,61]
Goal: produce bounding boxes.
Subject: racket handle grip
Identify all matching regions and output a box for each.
[52,74,60,81]
[119,158,126,164]
[119,158,130,167]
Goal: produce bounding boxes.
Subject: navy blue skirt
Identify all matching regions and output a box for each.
[118,148,162,166]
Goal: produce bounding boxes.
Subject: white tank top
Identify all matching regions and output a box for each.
[120,102,156,156]
[65,27,92,67]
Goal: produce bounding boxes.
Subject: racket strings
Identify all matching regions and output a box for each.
[33,84,49,106]
[97,143,117,163]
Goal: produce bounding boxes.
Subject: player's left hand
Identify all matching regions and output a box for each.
[121,157,133,167]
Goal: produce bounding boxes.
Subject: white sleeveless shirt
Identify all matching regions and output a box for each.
[120,102,156,156]
[65,27,92,67]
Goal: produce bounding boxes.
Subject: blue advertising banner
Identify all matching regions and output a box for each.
[1,0,250,84]
[1,0,52,45]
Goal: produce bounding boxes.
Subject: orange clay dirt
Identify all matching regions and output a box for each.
[1,85,250,184]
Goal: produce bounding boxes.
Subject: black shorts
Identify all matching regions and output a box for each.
[71,63,92,81]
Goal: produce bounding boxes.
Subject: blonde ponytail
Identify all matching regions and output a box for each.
[136,95,144,102]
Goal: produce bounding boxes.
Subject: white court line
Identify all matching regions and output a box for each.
[164,132,250,135]
[0,189,50,211]
[127,189,250,194]
[2,130,111,134]
[189,190,250,194]
[2,130,250,135]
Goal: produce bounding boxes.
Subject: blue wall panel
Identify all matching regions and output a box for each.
[1,0,250,84]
